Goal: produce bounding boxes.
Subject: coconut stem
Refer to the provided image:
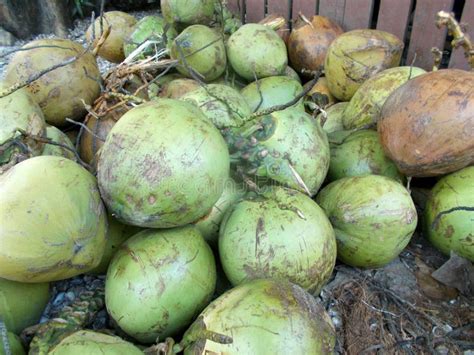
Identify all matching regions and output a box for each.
[298,13,314,29]
[259,14,286,31]
[436,11,474,70]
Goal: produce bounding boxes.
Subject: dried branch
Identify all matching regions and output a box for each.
[28,134,89,169]
[436,11,474,70]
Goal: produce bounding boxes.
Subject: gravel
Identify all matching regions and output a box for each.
[0,9,157,79]
[40,274,106,324]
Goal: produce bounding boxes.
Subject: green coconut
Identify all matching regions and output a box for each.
[123,16,177,60]
[0,83,46,165]
[161,0,215,28]
[0,278,50,334]
[227,107,330,195]
[227,24,288,81]
[106,226,216,343]
[424,166,474,261]
[343,66,426,129]
[325,29,404,101]
[48,330,142,355]
[318,102,348,134]
[170,25,226,82]
[41,125,76,160]
[316,175,417,268]
[5,39,101,126]
[241,76,304,112]
[194,178,246,246]
[182,279,336,354]
[86,11,137,63]
[0,156,107,282]
[0,332,25,355]
[219,186,336,293]
[97,99,230,228]
[327,130,403,183]
[159,78,201,99]
[88,214,142,274]
[181,84,252,129]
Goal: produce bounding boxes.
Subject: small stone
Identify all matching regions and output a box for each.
[0,27,16,46]
[65,291,75,302]
[432,324,453,337]
[435,345,450,355]
[52,292,65,306]
[369,320,378,332]
[331,315,342,329]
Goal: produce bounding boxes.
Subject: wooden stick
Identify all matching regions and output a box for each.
[436,11,474,70]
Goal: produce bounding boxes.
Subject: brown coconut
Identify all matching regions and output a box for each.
[304,76,337,109]
[288,15,343,77]
[80,106,126,169]
[378,69,474,177]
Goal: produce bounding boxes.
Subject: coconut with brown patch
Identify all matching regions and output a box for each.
[105,227,216,343]
[378,69,474,177]
[424,166,474,261]
[0,156,107,282]
[97,99,230,228]
[289,15,343,77]
[324,29,403,101]
[181,279,336,354]
[316,174,417,268]
[219,186,336,294]
[5,39,101,126]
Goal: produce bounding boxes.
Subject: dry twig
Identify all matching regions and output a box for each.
[436,11,474,70]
